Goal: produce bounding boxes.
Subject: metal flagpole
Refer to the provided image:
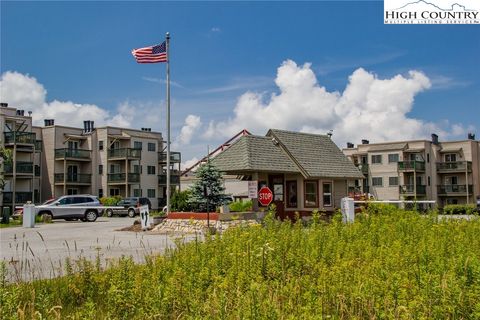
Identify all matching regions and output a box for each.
[166,32,171,216]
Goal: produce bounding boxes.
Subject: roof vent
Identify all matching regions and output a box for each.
[361,139,369,145]
[0,102,8,108]
[16,110,25,116]
[44,119,54,126]
[431,133,439,145]
[468,133,475,140]
[141,128,152,132]
[83,120,95,133]
[347,142,354,148]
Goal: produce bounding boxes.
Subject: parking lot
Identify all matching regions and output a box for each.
[0,217,196,282]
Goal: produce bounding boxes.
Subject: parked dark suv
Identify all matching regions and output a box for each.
[105,197,152,218]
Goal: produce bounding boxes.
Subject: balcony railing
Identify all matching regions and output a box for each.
[108,148,141,159]
[55,148,92,160]
[2,192,33,204]
[4,161,34,174]
[158,151,181,163]
[399,184,426,195]
[158,172,181,185]
[54,173,92,184]
[437,161,472,173]
[398,161,425,172]
[355,163,369,175]
[107,173,140,183]
[4,132,36,145]
[437,184,473,195]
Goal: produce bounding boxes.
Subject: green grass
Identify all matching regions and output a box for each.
[0,219,22,228]
[1,205,480,319]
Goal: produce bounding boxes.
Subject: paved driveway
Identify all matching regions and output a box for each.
[0,217,195,282]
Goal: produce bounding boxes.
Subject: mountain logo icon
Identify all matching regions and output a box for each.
[394,0,477,11]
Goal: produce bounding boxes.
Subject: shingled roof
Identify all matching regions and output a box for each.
[212,129,363,179]
[267,129,363,179]
[212,135,298,173]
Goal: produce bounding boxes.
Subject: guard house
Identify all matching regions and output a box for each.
[212,129,364,219]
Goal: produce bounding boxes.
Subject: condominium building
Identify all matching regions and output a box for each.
[0,103,42,209]
[342,134,480,207]
[1,103,181,210]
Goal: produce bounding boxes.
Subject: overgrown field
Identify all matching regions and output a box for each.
[1,206,480,319]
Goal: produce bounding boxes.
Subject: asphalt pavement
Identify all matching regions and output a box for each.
[0,217,195,282]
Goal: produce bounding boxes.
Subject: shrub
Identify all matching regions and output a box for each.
[99,196,122,206]
[171,190,192,212]
[229,200,253,212]
[443,204,476,215]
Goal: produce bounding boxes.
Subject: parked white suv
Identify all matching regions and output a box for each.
[36,195,102,222]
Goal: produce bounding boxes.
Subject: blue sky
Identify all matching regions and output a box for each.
[1,1,479,164]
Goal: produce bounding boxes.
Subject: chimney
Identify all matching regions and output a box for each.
[44,119,54,126]
[90,121,94,131]
[83,120,94,133]
[347,142,354,148]
[0,102,8,108]
[16,110,25,116]
[467,133,475,140]
[361,139,369,145]
[431,133,439,145]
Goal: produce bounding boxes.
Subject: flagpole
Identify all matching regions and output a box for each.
[166,32,171,216]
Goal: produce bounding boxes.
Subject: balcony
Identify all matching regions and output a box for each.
[398,161,425,172]
[437,161,472,173]
[158,171,181,186]
[108,148,141,160]
[4,132,36,145]
[54,173,92,184]
[158,151,181,164]
[437,184,473,196]
[107,173,140,184]
[55,148,91,161]
[399,184,427,195]
[35,140,43,152]
[2,191,33,204]
[4,161,34,175]
[355,163,369,175]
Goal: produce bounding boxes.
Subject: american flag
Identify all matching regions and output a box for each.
[131,41,167,63]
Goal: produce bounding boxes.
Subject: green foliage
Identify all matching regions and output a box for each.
[0,146,13,191]
[188,161,227,212]
[99,195,122,206]
[229,200,253,212]
[2,207,480,319]
[171,189,192,211]
[443,204,477,215]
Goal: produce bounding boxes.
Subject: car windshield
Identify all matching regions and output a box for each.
[42,199,57,205]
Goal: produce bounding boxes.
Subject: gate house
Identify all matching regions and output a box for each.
[212,129,364,219]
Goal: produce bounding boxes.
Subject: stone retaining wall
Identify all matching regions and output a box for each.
[151,218,260,234]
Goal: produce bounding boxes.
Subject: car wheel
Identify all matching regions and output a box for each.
[106,209,113,217]
[40,212,53,222]
[127,208,135,218]
[84,210,98,222]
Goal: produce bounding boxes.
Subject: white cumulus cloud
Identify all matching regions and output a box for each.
[175,115,202,146]
[203,59,470,146]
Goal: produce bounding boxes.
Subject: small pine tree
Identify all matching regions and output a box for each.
[188,161,227,212]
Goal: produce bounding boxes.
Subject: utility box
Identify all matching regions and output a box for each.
[1,207,11,224]
[23,204,36,228]
[341,197,355,223]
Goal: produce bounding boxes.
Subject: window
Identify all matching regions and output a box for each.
[428,176,431,186]
[389,177,398,186]
[446,176,458,185]
[133,189,142,197]
[134,141,142,150]
[109,188,120,196]
[446,198,458,205]
[147,166,156,175]
[304,181,318,207]
[286,181,297,208]
[388,154,399,163]
[445,153,457,162]
[427,153,430,163]
[110,164,120,173]
[68,141,79,150]
[99,141,104,151]
[99,189,103,198]
[322,182,332,207]
[67,189,79,195]
[99,165,103,175]
[371,155,382,164]
[147,189,156,198]
[134,165,141,174]
[372,177,383,186]
[148,143,156,152]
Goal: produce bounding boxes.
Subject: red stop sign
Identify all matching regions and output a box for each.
[258,186,273,206]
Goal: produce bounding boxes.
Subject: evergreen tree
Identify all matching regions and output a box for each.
[188,161,227,212]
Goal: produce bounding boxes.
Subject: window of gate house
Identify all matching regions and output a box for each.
[322,182,332,207]
[148,143,156,152]
[371,155,382,164]
[286,181,297,208]
[304,181,318,207]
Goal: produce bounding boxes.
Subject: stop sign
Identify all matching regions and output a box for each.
[258,186,273,206]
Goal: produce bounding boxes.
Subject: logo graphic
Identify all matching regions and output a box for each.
[384,0,480,24]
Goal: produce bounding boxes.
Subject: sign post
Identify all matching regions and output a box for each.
[140,205,150,230]
[258,186,273,207]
